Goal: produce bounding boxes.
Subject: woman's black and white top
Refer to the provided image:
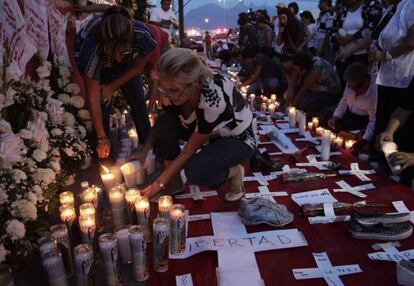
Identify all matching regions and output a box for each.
[195,74,256,149]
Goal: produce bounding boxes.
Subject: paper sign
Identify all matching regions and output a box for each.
[368,242,414,263]
[176,274,194,286]
[188,214,211,222]
[292,252,362,286]
[291,189,337,206]
[260,125,299,154]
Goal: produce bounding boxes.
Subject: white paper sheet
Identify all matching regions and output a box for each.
[333,180,375,198]
[261,125,300,154]
[291,189,337,206]
[176,274,194,286]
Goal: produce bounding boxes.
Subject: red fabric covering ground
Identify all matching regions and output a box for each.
[145,128,414,286]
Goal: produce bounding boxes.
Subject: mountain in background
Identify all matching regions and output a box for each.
[184,2,276,30]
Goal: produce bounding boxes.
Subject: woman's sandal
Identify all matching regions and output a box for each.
[224,165,245,202]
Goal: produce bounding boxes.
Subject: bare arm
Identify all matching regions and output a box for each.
[292,68,322,107]
[108,54,151,90]
[389,25,414,58]
[242,65,263,86]
[85,77,106,138]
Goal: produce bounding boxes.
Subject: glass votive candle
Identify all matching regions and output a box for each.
[59,191,74,207]
[135,197,151,242]
[59,205,76,226]
[158,196,173,219]
[79,203,96,217]
[312,117,319,129]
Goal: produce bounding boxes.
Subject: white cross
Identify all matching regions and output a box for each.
[314,145,342,157]
[392,201,414,224]
[338,163,376,181]
[292,252,362,286]
[175,185,218,200]
[185,211,211,237]
[308,203,350,224]
[296,131,321,144]
[259,125,300,154]
[258,147,283,156]
[296,155,332,170]
[171,212,308,286]
[333,180,375,198]
[368,242,414,263]
[243,172,278,186]
[245,186,288,203]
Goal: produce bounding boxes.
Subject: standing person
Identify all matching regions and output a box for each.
[370,0,414,154]
[276,8,310,52]
[256,15,274,56]
[288,2,300,20]
[272,2,287,53]
[316,0,335,62]
[149,0,178,41]
[300,11,318,55]
[75,6,157,158]
[332,0,383,90]
[129,48,256,201]
[203,31,213,60]
[238,12,258,51]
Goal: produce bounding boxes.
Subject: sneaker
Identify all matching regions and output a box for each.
[350,219,413,240]
[351,209,411,226]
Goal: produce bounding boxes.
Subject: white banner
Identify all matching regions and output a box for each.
[25,0,49,59]
[49,4,71,67]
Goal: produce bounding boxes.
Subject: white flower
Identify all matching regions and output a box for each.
[37,111,48,121]
[59,66,71,79]
[12,169,27,184]
[65,83,81,95]
[58,93,71,105]
[33,149,47,162]
[34,168,56,185]
[51,148,60,157]
[85,121,93,132]
[65,126,75,135]
[78,125,87,139]
[6,219,26,241]
[12,199,37,221]
[70,95,84,108]
[64,147,75,157]
[26,191,39,205]
[36,62,52,79]
[5,66,20,82]
[49,160,61,173]
[38,138,49,152]
[0,187,8,205]
[0,119,12,133]
[64,112,76,126]
[51,128,63,136]
[19,129,33,140]
[0,244,7,263]
[24,158,37,172]
[78,109,91,121]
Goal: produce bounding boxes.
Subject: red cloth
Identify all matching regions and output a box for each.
[145,129,414,286]
[145,23,169,71]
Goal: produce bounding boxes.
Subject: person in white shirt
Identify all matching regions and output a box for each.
[150,0,178,40]
[328,63,377,152]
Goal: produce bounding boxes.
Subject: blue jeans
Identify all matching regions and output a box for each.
[101,62,150,143]
[152,112,254,188]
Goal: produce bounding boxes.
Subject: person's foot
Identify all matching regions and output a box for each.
[224,165,245,202]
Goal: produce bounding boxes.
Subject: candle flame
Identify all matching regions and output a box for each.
[101,164,110,174]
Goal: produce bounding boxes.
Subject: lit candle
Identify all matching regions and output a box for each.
[59,191,74,207]
[135,197,151,242]
[312,117,319,129]
[135,163,146,186]
[345,140,355,151]
[109,188,126,228]
[298,111,306,136]
[81,188,98,208]
[307,122,313,130]
[170,204,186,255]
[330,133,337,143]
[79,203,95,217]
[316,127,324,136]
[110,165,123,185]
[93,185,104,209]
[288,107,296,128]
[121,162,138,188]
[101,165,116,190]
[158,196,173,219]
[125,188,141,224]
[270,94,277,103]
[153,218,169,272]
[115,225,132,264]
[79,215,96,244]
[261,102,267,111]
[128,129,139,149]
[334,136,344,149]
[268,103,276,116]
[249,93,255,103]
[321,130,331,161]
[59,205,76,226]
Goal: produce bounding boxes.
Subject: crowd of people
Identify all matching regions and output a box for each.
[73,0,414,201]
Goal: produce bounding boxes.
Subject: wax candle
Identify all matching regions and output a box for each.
[321,130,331,161]
[129,225,149,281]
[307,122,313,130]
[79,215,96,244]
[41,250,68,286]
[288,107,296,128]
[109,165,123,185]
[345,140,355,150]
[381,141,401,174]
[128,129,139,149]
[270,94,277,103]
[125,188,141,224]
[249,93,255,103]
[136,163,146,186]
[298,111,306,136]
[316,127,324,136]
[115,225,132,264]
[109,188,126,228]
[261,102,267,111]
[79,203,95,218]
[74,244,94,286]
[153,218,170,272]
[145,150,156,176]
[170,204,186,255]
[81,188,98,208]
[121,162,138,188]
[101,165,116,190]
[59,205,76,226]
[98,234,121,286]
[158,196,173,219]
[312,117,319,129]
[59,191,74,207]
[135,197,151,242]
[334,136,344,149]
[268,103,276,116]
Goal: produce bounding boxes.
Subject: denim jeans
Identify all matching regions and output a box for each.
[152,112,254,188]
[101,62,150,143]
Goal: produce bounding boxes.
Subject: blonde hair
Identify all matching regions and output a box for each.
[156,48,213,88]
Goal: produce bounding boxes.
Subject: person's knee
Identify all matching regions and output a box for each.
[184,156,210,184]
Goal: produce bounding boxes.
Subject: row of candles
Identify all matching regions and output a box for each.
[52,184,186,285]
